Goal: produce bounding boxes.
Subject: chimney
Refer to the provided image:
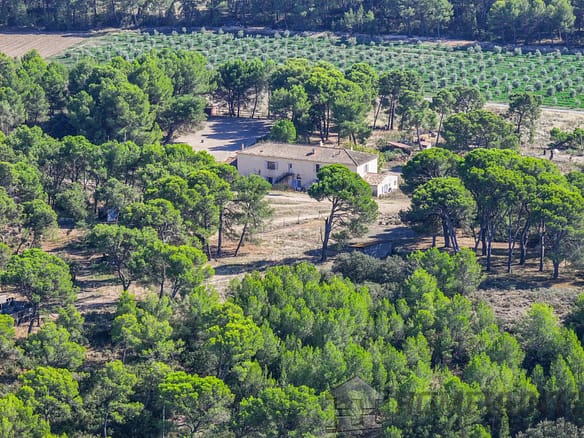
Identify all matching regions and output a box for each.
[241,143,245,150]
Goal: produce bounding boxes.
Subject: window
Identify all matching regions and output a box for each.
[288,163,293,171]
[315,164,321,172]
[266,161,278,170]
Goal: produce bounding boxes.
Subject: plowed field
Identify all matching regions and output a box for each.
[0,32,88,57]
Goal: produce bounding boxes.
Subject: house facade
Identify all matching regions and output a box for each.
[236,143,398,196]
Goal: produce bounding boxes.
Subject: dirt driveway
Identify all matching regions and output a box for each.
[176,116,272,162]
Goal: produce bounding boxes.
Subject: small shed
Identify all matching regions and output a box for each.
[330,376,383,434]
[386,141,414,155]
[363,172,399,197]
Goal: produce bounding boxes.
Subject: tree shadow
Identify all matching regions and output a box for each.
[199,117,272,150]
[82,310,115,348]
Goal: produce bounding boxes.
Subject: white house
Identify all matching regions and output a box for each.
[236,142,399,196]
[363,172,400,197]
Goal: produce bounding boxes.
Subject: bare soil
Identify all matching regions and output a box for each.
[0,32,90,58]
[208,190,412,296]
[487,103,584,171]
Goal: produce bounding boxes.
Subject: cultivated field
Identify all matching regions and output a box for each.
[56,29,584,108]
[0,31,90,58]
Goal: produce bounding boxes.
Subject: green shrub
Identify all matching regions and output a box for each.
[270,119,296,143]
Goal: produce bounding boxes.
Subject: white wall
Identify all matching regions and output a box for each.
[356,158,378,177]
[371,174,400,197]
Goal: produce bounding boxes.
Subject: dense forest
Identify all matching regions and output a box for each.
[0,0,584,44]
[3,33,584,436]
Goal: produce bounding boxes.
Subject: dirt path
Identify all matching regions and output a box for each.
[207,190,412,295]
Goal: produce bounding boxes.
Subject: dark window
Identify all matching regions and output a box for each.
[315,164,321,172]
[267,161,277,170]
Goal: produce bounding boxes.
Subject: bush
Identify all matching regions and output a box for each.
[516,418,584,437]
[332,252,409,287]
[270,119,296,143]
[407,247,484,297]
[55,183,89,225]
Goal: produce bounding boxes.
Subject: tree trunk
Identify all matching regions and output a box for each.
[320,216,333,262]
[234,223,248,257]
[163,128,174,145]
[507,222,513,273]
[519,221,530,265]
[251,89,259,118]
[205,241,211,261]
[373,99,383,129]
[448,220,459,252]
[442,221,451,248]
[103,409,110,438]
[27,304,38,334]
[473,227,480,252]
[481,227,487,256]
[325,107,331,140]
[159,279,165,299]
[120,272,131,291]
[539,227,545,272]
[435,113,444,147]
[217,208,225,257]
[486,227,493,272]
[553,259,559,279]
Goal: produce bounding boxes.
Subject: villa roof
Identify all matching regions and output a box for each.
[237,142,377,167]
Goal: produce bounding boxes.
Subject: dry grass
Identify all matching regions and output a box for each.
[475,287,579,329]
[487,103,584,171]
